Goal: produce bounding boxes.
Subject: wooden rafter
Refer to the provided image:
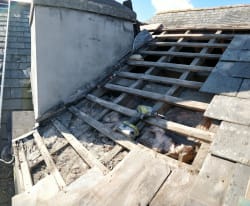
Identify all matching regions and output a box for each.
[139,50,221,59]
[127,60,213,72]
[104,83,208,111]
[51,119,109,174]
[33,131,66,189]
[117,72,203,89]
[149,41,228,48]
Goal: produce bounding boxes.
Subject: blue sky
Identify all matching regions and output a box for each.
[117,0,250,21]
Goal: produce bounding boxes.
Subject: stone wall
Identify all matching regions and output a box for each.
[30,0,136,119]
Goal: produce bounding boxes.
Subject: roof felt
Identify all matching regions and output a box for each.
[149,5,250,29]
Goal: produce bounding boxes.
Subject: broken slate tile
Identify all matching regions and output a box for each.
[237,79,250,99]
[205,95,250,126]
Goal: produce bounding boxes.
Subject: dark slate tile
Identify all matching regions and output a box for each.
[237,79,250,99]
[221,49,250,62]
[230,62,250,78]
[227,35,250,50]
[241,38,250,50]
[200,62,243,96]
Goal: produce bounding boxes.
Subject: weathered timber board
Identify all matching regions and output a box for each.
[246,179,250,199]
[184,155,235,206]
[221,50,250,62]
[228,35,250,50]
[223,164,250,206]
[204,95,250,126]
[150,169,195,206]
[200,70,242,96]
[12,175,59,206]
[51,149,171,206]
[238,79,250,99]
[211,121,250,165]
[48,167,104,206]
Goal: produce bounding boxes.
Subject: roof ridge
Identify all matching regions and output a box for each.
[156,4,250,15]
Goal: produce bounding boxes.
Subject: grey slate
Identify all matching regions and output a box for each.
[222,164,250,206]
[211,121,250,166]
[205,95,250,126]
[228,35,250,50]
[221,49,250,62]
[200,62,243,96]
[149,5,250,29]
[237,79,250,99]
[229,62,250,79]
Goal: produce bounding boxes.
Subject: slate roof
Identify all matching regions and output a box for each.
[148,5,250,29]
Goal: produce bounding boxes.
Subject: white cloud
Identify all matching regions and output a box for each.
[151,0,193,12]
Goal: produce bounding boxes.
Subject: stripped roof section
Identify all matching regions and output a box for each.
[149,4,250,29]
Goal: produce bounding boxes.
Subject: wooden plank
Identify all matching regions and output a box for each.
[200,70,243,97]
[68,106,137,151]
[184,155,235,206]
[63,149,171,206]
[127,60,213,72]
[87,94,213,142]
[49,167,104,205]
[211,121,250,166]
[223,164,250,206]
[105,83,208,111]
[150,169,195,206]
[205,95,250,126]
[146,118,213,142]
[13,142,25,194]
[238,79,250,99]
[149,41,228,48]
[154,33,234,39]
[100,145,123,164]
[12,175,59,206]
[51,119,108,174]
[192,143,210,170]
[246,179,250,199]
[221,49,250,62]
[18,142,33,191]
[30,141,69,169]
[140,50,221,59]
[117,71,203,89]
[33,130,66,189]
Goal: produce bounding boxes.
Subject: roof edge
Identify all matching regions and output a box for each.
[32,0,136,22]
[156,4,250,15]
